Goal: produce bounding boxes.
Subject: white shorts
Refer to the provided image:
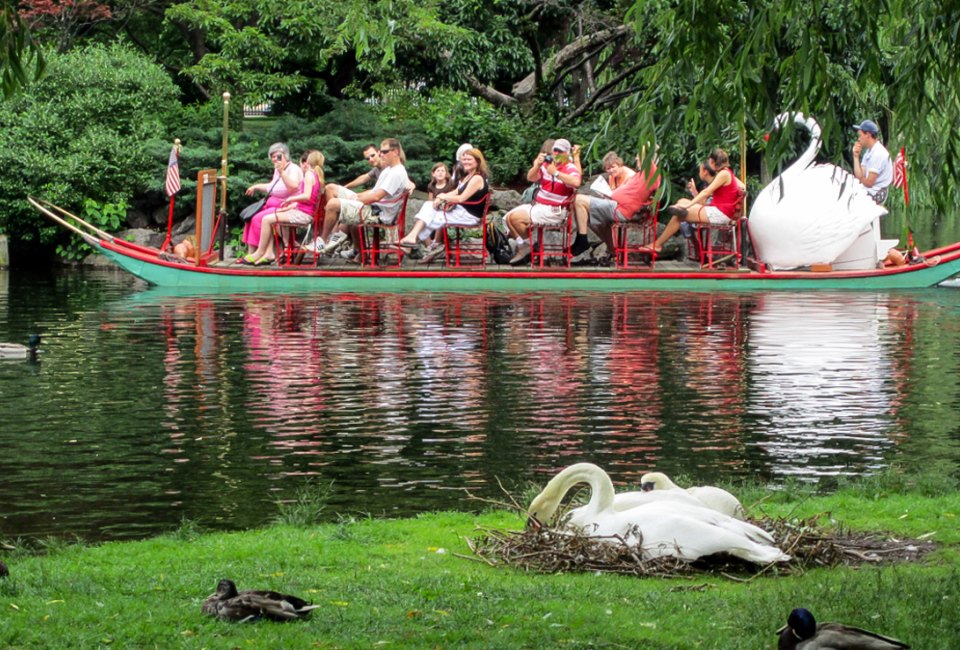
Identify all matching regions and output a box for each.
[703,206,732,225]
[336,187,359,201]
[530,202,567,226]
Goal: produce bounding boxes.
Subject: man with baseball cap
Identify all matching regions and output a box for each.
[851,119,893,204]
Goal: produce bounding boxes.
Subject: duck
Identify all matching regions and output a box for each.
[748,112,889,270]
[201,579,319,622]
[639,471,746,519]
[0,334,41,362]
[777,607,910,649]
[527,463,789,564]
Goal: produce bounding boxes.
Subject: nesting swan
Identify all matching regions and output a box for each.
[527,463,789,564]
[640,471,746,520]
[748,112,891,270]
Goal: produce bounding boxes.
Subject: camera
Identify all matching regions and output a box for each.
[543,154,553,164]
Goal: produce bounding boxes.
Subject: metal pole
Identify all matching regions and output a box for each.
[218,92,230,260]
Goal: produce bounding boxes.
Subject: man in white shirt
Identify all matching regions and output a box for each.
[852,119,893,204]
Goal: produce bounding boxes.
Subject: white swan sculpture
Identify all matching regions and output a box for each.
[527,463,790,564]
[639,471,746,520]
[749,112,891,270]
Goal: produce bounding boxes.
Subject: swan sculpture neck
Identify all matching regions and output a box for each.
[527,463,616,525]
[774,112,822,175]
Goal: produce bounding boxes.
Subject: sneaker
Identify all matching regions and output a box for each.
[339,247,357,259]
[302,236,325,253]
[420,243,445,263]
[570,248,593,265]
[509,243,531,265]
[322,232,347,254]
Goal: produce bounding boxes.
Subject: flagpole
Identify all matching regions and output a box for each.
[161,137,181,252]
[217,92,230,261]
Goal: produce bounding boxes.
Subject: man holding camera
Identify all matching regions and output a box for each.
[504,138,582,265]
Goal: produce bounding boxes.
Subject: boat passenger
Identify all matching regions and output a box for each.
[650,148,744,254]
[851,119,893,204]
[505,138,582,265]
[398,148,490,262]
[572,150,661,259]
[240,150,325,266]
[323,143,382,208]
[242,143,303,254]
[321,138,411,257]
[570,150,638,260]
[449,143,473,186]
[417,161,457,259]
[603,151,636,191]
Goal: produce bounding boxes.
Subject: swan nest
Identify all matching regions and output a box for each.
[464,515,937,580]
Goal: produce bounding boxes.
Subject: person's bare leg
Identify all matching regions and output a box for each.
[321,199,341,240]
[399,221,427,246]
[574,194,591,235]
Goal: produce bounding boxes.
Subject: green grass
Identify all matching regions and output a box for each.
[1,489,958,649]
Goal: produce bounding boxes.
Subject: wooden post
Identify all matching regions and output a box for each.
[217,92,231,261]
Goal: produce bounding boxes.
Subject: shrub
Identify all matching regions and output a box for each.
[0,43,180,246]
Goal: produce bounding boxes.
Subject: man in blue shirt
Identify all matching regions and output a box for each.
[852,119,893,204]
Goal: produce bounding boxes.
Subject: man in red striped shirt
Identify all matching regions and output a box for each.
[505,138,582,265]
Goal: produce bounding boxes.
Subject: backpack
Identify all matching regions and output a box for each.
[486,220,513,265]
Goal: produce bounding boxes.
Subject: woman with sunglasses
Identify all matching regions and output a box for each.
[241,142,303,254]
[649,148,744,253]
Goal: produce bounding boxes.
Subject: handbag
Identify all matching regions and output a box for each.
[239,198,265,222]
[239,177,281,222]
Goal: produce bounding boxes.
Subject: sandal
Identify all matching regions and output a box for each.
[236,254,257,266]
[253,256,275,266]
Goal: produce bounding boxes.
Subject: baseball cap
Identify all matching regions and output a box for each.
[456,143,473,160]
[553,138,572,153]
[852,120,879,136]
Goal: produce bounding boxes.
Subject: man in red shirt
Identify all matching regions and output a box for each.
[504,138,582,265]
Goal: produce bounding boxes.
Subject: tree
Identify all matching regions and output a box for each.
[0,0,45,97]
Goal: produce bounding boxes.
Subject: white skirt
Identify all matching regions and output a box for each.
[414,203,480,240]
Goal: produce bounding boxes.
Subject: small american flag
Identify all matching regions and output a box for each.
[165,144,181,197]
[893,146,908,206]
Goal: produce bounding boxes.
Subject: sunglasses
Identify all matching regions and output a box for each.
[379,148,393,154]
[552,148,566,154]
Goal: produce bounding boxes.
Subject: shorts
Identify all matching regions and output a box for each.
[283,208,313,226]
[337,187,359,201]
[530,202,567,226]
[702,206,732,225]
[339,199,372,226]
[588,197,628,228]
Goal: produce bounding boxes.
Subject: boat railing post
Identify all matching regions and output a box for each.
[218,91,231,261]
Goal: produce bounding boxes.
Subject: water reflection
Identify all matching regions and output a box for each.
[1,276,952,540]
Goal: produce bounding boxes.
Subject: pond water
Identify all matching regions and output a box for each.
[2,268,960,541]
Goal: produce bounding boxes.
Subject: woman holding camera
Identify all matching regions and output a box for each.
[241,142,303,254]
[398,148,490,258]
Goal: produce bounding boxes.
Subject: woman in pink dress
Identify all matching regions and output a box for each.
[241,142,303,253]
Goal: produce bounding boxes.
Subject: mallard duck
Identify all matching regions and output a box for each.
[640,471,746,519]
[0,335,41,362]
[778,608,910,649]
[528,463,789,564]
[201,579,319,622]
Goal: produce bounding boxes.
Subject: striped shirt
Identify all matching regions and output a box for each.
[535,162,580,206]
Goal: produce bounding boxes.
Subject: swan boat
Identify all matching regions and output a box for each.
[28,162,960,294]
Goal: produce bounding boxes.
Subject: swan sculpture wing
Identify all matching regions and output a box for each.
[749,113,889,270]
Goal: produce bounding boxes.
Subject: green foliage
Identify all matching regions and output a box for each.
[272,479,333,527]
[54,198,128,261]
[0,42,178,245]
[0,0,45,98]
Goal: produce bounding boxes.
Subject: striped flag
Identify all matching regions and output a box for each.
[165,144,181,197]
[893,146,908,206]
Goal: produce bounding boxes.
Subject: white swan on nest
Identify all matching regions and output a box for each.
[639,471,746,520]
[527,463,789,564]
[748,112,890,270]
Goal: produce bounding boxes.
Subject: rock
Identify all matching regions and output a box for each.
[125,208,152,229]
[657,223,689,260]
[82,252,114,267]
[118,228,165,249]
[406,198,426,218]
[172,217,196,237]
[151,206,170,226]
[491,189,523,212]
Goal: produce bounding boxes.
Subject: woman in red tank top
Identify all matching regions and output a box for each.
[651,148,744,252]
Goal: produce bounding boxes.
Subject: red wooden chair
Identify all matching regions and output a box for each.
[442,194,491,268]
[358,191,409,268]
[689,188,747,269]
[529,194,576,268]
[273,194,327,267]
[612,200,659,269]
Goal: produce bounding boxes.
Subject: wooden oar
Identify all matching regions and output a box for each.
[34,198,115,241]
[27,197,100,245]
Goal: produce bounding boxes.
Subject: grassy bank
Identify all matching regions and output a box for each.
[1,488,958,649]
